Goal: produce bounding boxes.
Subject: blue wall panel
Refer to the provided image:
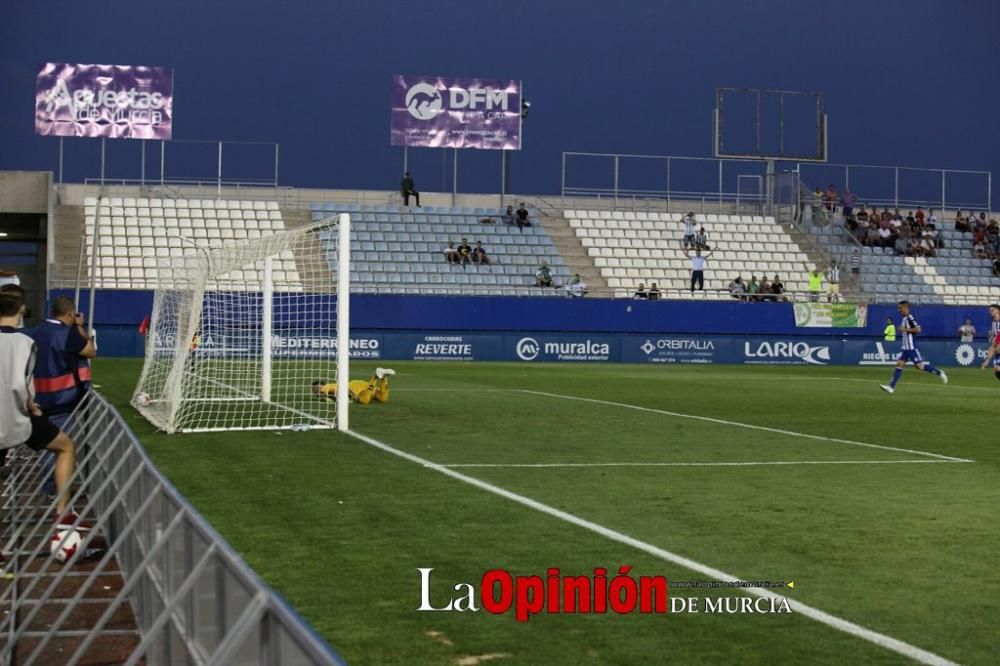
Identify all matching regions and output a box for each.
[56,290,995,360]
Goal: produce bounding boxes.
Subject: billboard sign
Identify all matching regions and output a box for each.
[794,303,868,328]
[391,75,521,150]
[35,63,174,139]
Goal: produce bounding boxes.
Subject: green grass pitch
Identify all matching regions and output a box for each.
[94,359,999,665]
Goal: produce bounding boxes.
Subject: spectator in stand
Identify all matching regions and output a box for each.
[634,283,648,299]
[456,238,473,268]
[866,225,880,247]
[648,282,661,301]
[565,274,587,298]
[955,210,970,232]
[993,256,1000,277]
[502,205,515,226]
[693,226,709,250]
[915,207,926,225]
[958,318,977,343]
[805,264,823,302]
[811,187,826,222]
[894,234,910,257]
[728,276,746,300]
[0,269,19,288]
[923,225,940,251]
[878,224,893,248]
[516,203,531,230]
[846,210,859,235]
[973,226,987,253]
[928,208,939,228]
[841,189,856,218]
[747,275,760,301]
[444,243,459,265]
[682,212,697,248]
[771,275,785,301]
[826,261,842,302]
[974,237,988,259]
[684,247,713,292]
[824,184,838,212]
[850,248,861,276]
[535,262,553,288]
[976,212,989,232]
[759,276,772,301]
[400,171,420,207]
[472,241,489,266]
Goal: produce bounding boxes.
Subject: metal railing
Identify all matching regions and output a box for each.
[562,151,993,217]
[0,391,345,665]
[56,138,280,190]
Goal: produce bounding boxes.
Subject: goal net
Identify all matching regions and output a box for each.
[132,214,350,433]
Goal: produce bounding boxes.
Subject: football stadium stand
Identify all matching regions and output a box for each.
[78,196,295,289]
[311,203,573,295]
[567,210,815,299]
[807,216,1000,304]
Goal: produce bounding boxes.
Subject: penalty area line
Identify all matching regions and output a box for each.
[521,390,974,464]
[343,427,959,666]
[442,459,966,468]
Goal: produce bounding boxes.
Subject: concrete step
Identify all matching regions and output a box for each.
[538,213,607,290]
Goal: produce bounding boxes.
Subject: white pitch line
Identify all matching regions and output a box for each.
[443,459,965,468]
[344,428,958,666]
[521,390,974,463]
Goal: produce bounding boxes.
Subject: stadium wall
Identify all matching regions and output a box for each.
[51,291,992,368]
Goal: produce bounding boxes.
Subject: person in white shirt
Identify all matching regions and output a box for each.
[684,247,713,292]
[957,318,977,343]
[0,286,80,526]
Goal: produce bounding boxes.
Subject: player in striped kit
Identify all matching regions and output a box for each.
[880,301,948,394]
[978,304,1000,379]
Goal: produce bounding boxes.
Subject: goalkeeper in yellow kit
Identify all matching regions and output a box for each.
[312,367,395,405]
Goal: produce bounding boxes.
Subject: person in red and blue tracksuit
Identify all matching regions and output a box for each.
[29,297,96,494]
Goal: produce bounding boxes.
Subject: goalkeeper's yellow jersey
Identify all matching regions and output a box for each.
[320,379,387,404]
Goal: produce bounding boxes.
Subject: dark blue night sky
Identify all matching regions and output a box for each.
[1,0,997,205]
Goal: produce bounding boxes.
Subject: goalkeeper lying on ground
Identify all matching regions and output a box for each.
[312,367,395,404]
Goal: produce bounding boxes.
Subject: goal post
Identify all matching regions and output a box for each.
[132,213,351,434]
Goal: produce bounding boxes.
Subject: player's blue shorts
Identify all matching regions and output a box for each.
[898,349,924,364]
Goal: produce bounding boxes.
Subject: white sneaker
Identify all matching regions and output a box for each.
[879,384,895,394]
[375,367,396,379]
[939,370,948,385]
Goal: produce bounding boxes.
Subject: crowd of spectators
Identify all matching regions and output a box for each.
[444,238,490,268]
[955,210,1000,266]
[728,274,786,302]
[841,205,941,257]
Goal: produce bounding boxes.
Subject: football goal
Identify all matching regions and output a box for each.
[132,213,350,433]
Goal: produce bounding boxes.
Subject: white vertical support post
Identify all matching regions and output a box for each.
[273,144,280,187]
[613,155,619,204]
[501,150,506,209]
[718,160,723,207]
[58,137,64,184]
[894,167,899,209]
[160,140,165,185]
[140,140,146,188]
[336,213,351,431]
[261,256,273,403]
[452,148,458,207]
[941,170,946,214]
[217,141,223,196]
[100,138,106,185]
[403,146,408,175]
[844,165,849,193]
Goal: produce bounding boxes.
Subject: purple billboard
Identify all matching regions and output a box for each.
[35,63,174,140]
[391,75,521,150]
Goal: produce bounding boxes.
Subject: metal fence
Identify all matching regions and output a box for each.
[0,391,345,665]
